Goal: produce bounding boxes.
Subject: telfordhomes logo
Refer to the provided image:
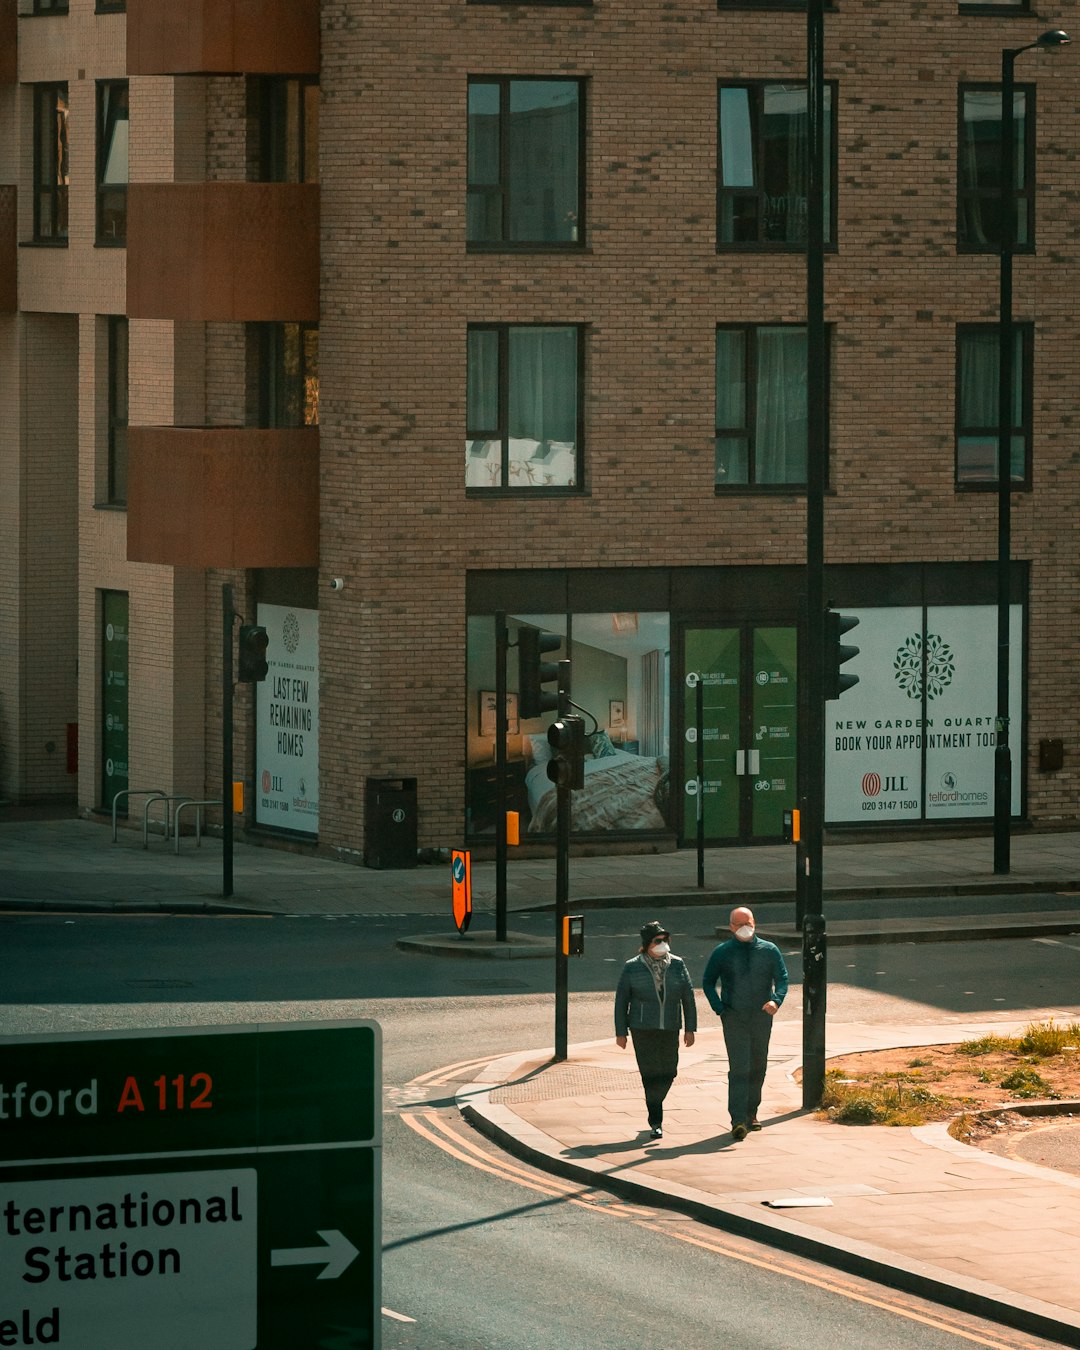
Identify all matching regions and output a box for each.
[929,770,988,807]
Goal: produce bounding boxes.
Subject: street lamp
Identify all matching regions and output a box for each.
[994,28,1070,875]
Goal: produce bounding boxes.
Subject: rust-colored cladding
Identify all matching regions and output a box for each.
[0,1,15,84]
[0,186,15,313]
[127,0,319,76]
[126,426,319,568]
[126,183,319,322]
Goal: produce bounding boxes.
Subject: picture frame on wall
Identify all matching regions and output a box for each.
[609,699,625,728]
[479,690,520,738]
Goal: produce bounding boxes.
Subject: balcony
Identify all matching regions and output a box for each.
[0,1,14,85]
[127,0,318,76]
[127,182,319,323]
[126,426,319,569]
[0,187,15,312]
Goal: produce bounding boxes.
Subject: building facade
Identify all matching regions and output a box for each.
[1,0,1078,861]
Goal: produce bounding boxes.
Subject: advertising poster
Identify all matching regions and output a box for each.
[825,605,1022,824]
[255,605,319,834]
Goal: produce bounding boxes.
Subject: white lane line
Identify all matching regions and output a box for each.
[382,1307,416,1323]
[1034,937,1080,953]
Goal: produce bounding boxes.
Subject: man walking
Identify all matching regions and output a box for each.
[702,906,788,1142]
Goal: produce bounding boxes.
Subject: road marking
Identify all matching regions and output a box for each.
[1034,937,1080,953]
[381,1307,416,1323]
[409,1054,503,1088]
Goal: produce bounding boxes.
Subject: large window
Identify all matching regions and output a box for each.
[718,82,834,247]
[33,83,69,243]
[716,325,824,488]
[958,85,1033,251]
[467,324,581,489]
[955,324,1032,487]
[467,78,583,246]
[30,1,68,12]
[259,77,319,183]
[96,81,128,244]
[258,323,319,428]
[107,316,128,505]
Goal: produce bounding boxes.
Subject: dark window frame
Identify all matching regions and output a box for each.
[468,0,591,5]
[257,322,320,428]
[467,76,586,251]
[95,0,126,12]
[717,79,838,250]
[106,315,128,507]
[258,76,320,184]
[32,82,69,244]
[954,322,1033,491]
[715,322,830,493]
[466,321,585,494]
[957,82,1036,254]
[96,79,128,246]
[959,2,1029,11]
[27,0,69,14]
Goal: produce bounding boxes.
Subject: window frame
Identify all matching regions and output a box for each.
[96,79,129,246]
[106,315,128,507]
[467,76,586,251]
[259,76,320,184]
[957,82,1036,254]
[954,322,1033,491]
[257,322,320,429]
[32,82,69,244]
[95,0,125,12]
[717,79,838,251]
[466,321,585,494]
[715,322,830,493]
[468,0,591,6]
[27,1,69,14]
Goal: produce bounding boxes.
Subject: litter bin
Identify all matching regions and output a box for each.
[364,777,418,869]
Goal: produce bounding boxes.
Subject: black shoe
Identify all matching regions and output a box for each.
[650,1125,663,1139]
[731,1123,748,1142]
[748,1118,762,1131]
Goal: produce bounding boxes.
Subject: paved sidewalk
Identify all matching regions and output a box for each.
[461,1010,1080,1347]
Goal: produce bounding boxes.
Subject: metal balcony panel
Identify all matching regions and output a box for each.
[127,0,319,76]
[127,426,319,568]
[126,182,319,322]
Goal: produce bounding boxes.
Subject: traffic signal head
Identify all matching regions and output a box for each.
[547,715,586,790]
[518,628,562,720]
[824,610,859,701]
[238,624,269,682]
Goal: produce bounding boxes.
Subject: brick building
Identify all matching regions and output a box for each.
[1,0,1078,862]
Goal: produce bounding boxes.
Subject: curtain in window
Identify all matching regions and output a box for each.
[756,327,807,483]
[715,329,748,484]
[506,83,579,243]
[762,86,808,243]
[640,649,665,759]
[958,329,1023,480]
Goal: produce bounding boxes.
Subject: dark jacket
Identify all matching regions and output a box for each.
[701,936,789,1016]
[615,954,697,1036]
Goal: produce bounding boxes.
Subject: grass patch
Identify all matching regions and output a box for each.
[1017,1018,1080,1058]
[998,1066,1056,1099]
[822,1071,947,1127]
[956,1033,1019,1057]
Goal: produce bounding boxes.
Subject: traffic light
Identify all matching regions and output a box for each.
[518,628,562,719]
[824,610,859,700]
[238,624,269,682]
[547,715,586,790]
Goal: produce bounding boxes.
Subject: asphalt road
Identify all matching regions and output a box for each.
[1,912,1075,1349]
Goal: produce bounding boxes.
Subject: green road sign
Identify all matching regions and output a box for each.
[0,1021,381,1349]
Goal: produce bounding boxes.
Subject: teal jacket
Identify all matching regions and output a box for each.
[615,955,697,1036]
[702,936,788,1016]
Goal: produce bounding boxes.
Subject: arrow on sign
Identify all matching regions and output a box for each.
[271,1229,360,1280]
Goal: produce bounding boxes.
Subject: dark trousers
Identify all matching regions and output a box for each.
[629,1027,680,1127]
[720,1009,774,1127]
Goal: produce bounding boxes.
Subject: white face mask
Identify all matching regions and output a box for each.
[734,925,755,942]
[649,941,670,957]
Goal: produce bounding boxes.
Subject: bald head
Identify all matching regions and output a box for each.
[729,907,755,940]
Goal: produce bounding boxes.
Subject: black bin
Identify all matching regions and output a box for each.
[364,777,418,869]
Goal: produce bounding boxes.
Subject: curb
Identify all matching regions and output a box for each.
[0,896,269,916]
[459,1059,1080,1349]
[395,932,549,960]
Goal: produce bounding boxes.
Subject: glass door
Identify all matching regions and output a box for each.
[681,624,797,845]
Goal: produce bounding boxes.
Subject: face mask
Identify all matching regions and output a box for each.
[650,941,670,957]
[734,925,755,942]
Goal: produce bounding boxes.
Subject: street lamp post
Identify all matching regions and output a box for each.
[993,29,1069,875]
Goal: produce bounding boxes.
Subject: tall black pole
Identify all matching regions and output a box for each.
[802,0,828,1109]
[696,677,705,889]
[495,611,508,940]
[553,659,571,1061]
[222,583,234,899]
[994,50,1017,877]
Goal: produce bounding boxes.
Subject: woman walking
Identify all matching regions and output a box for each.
[614,920,697,1139]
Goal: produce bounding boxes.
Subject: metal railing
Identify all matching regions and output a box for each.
[111,788,167,843]
[144,795,194,849]
[173,800,222,854]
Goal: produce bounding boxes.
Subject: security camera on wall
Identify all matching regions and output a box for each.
[329,578,345,591]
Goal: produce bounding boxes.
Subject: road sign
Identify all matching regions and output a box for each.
[0,1021,381,1349]
[451,849,472,934]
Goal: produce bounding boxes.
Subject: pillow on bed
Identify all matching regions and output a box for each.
[589,730,618,759]
[528,733,554,766]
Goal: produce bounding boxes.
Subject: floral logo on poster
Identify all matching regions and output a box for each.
[282,612,300,654]
[893,632,956,700]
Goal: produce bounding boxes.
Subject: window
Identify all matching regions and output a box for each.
[29,1,68,13]
[959,0,1027,8]
[716,325,825,488]
[259,77,319,183]
[466,325,581,489]
[258,323,319,428]
[958,85,1033,251]
[467,79,583,246]
[468,0,590,5]
[96,81,128,245]
[96,0,125,12]
[33,83,69,243]
[718,82,835,247]
[955,324,1032,487]
[107,316,128,505]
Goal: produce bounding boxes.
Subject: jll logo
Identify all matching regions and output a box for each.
[862,772,881,797]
